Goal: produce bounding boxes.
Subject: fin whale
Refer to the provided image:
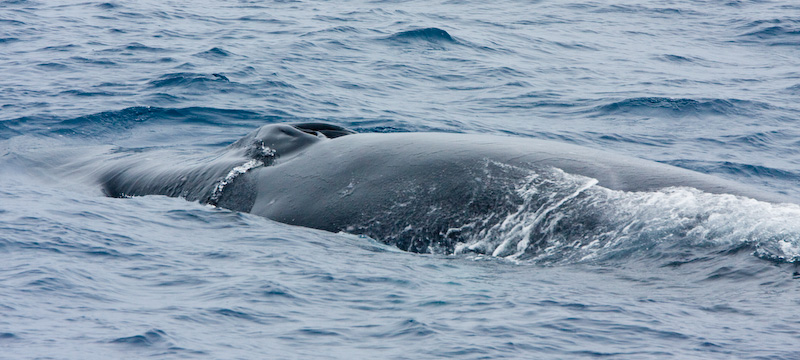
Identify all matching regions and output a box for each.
[96,123,790,253]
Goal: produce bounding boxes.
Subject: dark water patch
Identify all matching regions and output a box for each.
[0,37,19,44]
[593,97,769,118]
[194,47,233,59]
[0,332,17,340]
[384,27,457,44]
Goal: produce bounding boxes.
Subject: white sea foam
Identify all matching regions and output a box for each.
[209,145,275,205]
[454,168,800,264]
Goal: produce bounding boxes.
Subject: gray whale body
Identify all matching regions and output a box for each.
[99,123,787,253]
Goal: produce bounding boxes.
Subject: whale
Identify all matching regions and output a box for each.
[96,123,789,254]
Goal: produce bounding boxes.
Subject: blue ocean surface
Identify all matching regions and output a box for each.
[2,0,800,358]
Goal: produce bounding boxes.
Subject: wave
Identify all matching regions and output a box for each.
[739,18,800,45]
[0,122,20,140]
[736,18,800,46]
[147,72,294,93]
[742,26,800,40]
[384,27,458,44]
[111,329,169,347]
[124,42,169,52]
[36,62,68,70]
[0,106,303,144]
[96,2,119,9]
[654,54,718,67]
[59,89,123,97]
[589,4,699,16]
[0,19,25,26]
[46,106,282,139]
[659,54,694,63]
[666,159,800,182]
[593,97,771,118]
[68,56,118,66]
[193,47,233,59]
[147,72,233,88]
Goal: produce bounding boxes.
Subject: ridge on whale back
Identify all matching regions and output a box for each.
[99,122,791,253]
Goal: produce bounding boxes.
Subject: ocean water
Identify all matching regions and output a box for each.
[2,0,800,358]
